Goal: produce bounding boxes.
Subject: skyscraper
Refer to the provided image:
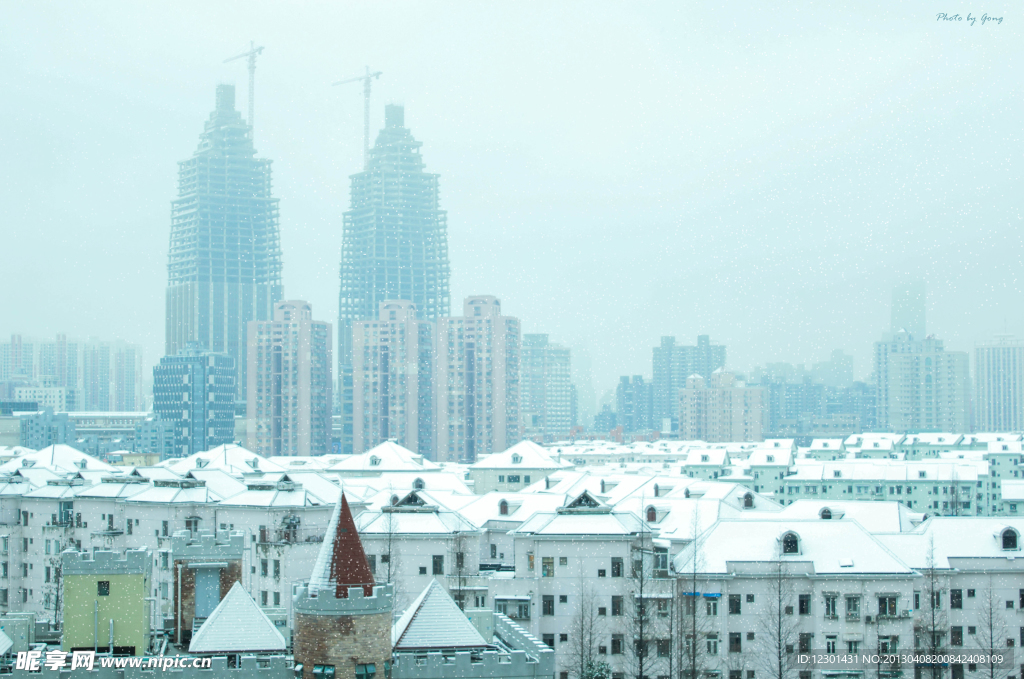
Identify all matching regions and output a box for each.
[891,282,927,338]
[153,343,236,458]
[873,331,969,433]
[435,296,520,463]
[615,375,655,435]
[247,301,332,456]
[679,372,765,443]
[520,334,573,442]
[338,105,450,451]
[975,337,1024,432]
[81,340,142,412]
[166,84,283,400]
[352,300,434,456]
[652,335,727,427]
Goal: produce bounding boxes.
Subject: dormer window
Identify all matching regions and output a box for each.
[774,442,780,448]
[646,506,657,522]
[653,484,660,498]
[499,500,509,516]
[782,532,800,554]
[919,471,927,479]
[823,442,829,448]
[370,456,381,467]
[1002,528,1018,550]
[820,509,832,520]
[390,495,399,506]
[743,493,753,509]
[413,478,425,490]
[511,454,522,464]
[766,455,774,463]
[701,455,709,462]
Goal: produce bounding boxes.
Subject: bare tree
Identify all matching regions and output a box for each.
[916,535,948,679]
[975,584,1010,679]
[675,506,711,679]
[447,531,472,610]
[755,543,798,679]
[566,567,605,679]
[624,506,667,679]
[379,505,404,610]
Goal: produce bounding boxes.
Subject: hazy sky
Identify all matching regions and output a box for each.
[2,1,1021,401]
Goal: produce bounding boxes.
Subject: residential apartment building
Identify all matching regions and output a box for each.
[435,296,521,463]
[975,337,1024,432]
[873,332,970,433]
[247,301,333,456]
[153,343,236,458]
[652,335,727,428]
[520,334,573,443]
[616,375,655,435]
[352,300,434,456]
[679,372,765,442]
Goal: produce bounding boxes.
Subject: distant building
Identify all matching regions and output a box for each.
[247,301,333,456]
[338,104,451,457]
[153,344,236,458]
[679,372,764,442]
[652,335,726,428]
[873,331,970,433]
[812,349,854,388]
[592,403,617,433]
[166,84,283,400]
[352,301,434,457]
[520,334,572,442]
[435,296,521,463]
[616,375,654,434]
[891,281,927,338]
[14,386,67,411]
[82,340,142,412]
[18,408,76,449]
[975,337,1024,432]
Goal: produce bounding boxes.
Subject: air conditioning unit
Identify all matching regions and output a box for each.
[865,615,873,623]
[901,610,913,618]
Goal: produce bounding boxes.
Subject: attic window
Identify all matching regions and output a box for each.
[782,533,800,555]
[653,484,660,498]
[774,442,780,448]
[743,493,753,509]
[390,495,399,506]
[370,456,381,467]
[766,455,774,463]
[499,500,509,516]
[413,478,425,491]
[1002,528,1018,551]
[646,506,656,522]
[820,509,832,520]
[873,443,879,448]
[511,454,522,464]
[919,471,927,479]
[701,455,709,462]
[823,442,829,448]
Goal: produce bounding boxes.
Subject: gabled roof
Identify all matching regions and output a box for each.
[188,582,286,654]
[469,441,568,470]
[160,444,285,476]
[392,580,488,651]
[329,441,440,473]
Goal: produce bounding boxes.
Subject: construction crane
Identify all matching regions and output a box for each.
[333,66,383,169]
[224,41,265,137]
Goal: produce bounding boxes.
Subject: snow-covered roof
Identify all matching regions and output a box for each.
[329,442,440,473]
[392,580,488,651]
[0,445,117,474]
[470,441,568,470]
[160,444,286,476]
[876,517,1024,569]
[188,582,286,654]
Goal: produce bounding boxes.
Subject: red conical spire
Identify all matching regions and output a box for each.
[328,494,375,598]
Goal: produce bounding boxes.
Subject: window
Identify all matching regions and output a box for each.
[367,555,376,573]
[432,555,444,575]
[951,589,962,609]
[354,665,374,679]
[490,544,497,559]
[879,595,897,617]
[274,591,280,606]
[261,559,268,576]
[543,595,554,616]
[951,627,963,646]
[498,476,504,483]
[612,634,624,655]
[126,519,132,535]
[968,589,976,597]
[824,594,837,618]
[612,596,623,616]
[847,640,859,653]
[598,569,606,577]
[611,557,623,577]
[44,567,50,583]
[706,635,718,655]
[161,520,168,537]
[560,633,568,643]
[729,633,742,653]
[1003,529,1018,550]
[508,475,520,483]
[499,500,508,515]
[598,607,607,616]
[706,600,718,615]
[657,639,670,658]
[932,591,942,609]
[274,560,281,578]
[560,595,568,603]
[798,594,810,615]
[419,566,426,575]
[782,533,799,554]
[543,634,554,648]
[261,591,268,606]
[846,596,860,619]
[97,581,110,596]
[799,633,812,653]
[729,595,741,614]
[746,594,755,603]
[826,636,837,653]
[542,557,555,577]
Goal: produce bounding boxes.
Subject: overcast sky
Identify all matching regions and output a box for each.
[2,1,1021,405]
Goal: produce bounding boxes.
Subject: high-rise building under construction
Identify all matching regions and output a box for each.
[337,104,450,453]
[165,84,283,400]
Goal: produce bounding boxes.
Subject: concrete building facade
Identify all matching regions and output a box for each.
[247,301,333,457]
[520,335,572,443]
[975,337,1024,433]
[352,301,433,457]
[652,335,727,428]
[435,296,521,463]
[679,372,765,442]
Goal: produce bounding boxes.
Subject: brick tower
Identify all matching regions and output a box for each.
[293,494,393,679]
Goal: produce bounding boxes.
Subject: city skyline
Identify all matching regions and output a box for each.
[2,2,1020,394]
